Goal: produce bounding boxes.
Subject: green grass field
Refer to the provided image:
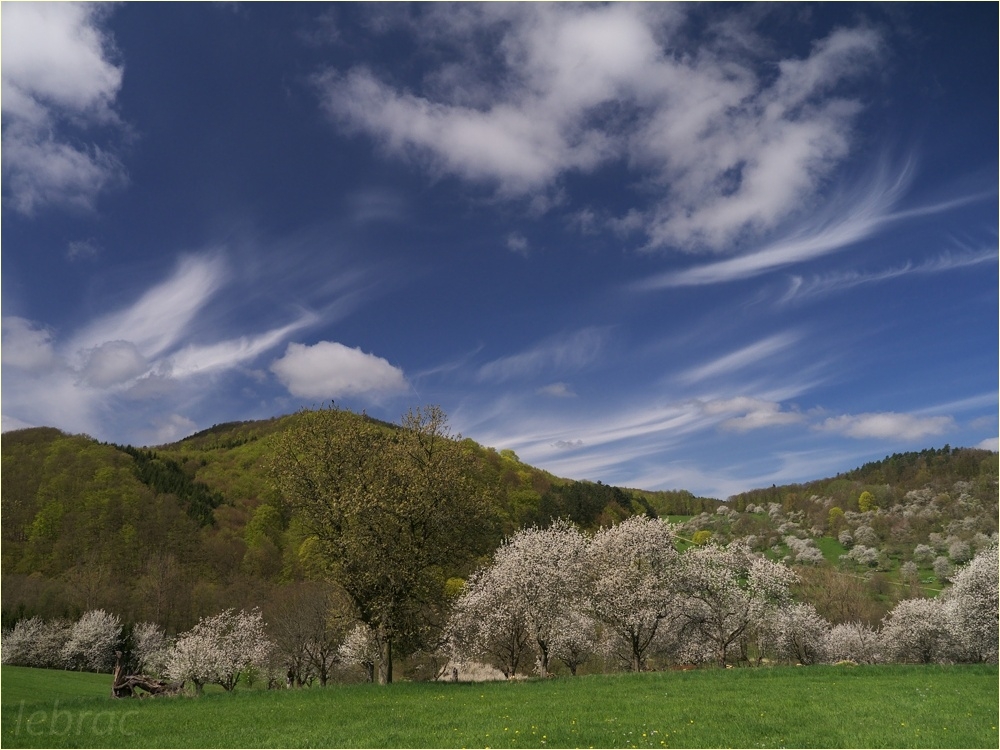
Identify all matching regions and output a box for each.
[2,664,997,748]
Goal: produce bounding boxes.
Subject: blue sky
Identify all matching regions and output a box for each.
[2,3,996,498]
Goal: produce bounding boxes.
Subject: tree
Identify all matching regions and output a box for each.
[271,406,496,684]
[166,608,273,693]
[827,506,846,533]
[61,609,122,672]
[483,521,588,676]
[824,621,881,664]
[941,546,998,663]
[879,598,957,664]
[548,611,598,676]
[268,581,350,687]
[772,603,829,665]
[338,624,379,682]
[446,567,532,679]
[2,617,72,668]
[131,621,169,676]
[858,491,875,513]
[588,516,679,671]
[674,541,796,667]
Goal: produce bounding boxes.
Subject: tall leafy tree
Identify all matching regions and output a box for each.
[271,406,496,684]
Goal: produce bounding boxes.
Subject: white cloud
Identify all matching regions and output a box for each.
[779,246,998,303]
[2,317,58,371]
[976,437,999,452]
[537,382,576,398]
[506,232,529,256]
[168,315,317,378]
[818,412,955,441]
[79,340,149,388]
[70,254,227,361]
[1,3,127,214]
[637,163,911,288]
[477,327,609,383]
[144,414,199,446]
[701,396,804,432]
[346,188,407,223]
[678,332,798,384]
[315,5,882,251]
[67,238,101,261]
[270,341,409,400]
[1,251,327,441]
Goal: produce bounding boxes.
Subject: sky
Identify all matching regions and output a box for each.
[1,3,997,499]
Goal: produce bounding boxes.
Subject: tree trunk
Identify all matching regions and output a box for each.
[378,637,393,685]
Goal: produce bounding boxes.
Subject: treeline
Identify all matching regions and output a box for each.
[728,446,998,513]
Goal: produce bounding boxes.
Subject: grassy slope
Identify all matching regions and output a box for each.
[3,665,997,748]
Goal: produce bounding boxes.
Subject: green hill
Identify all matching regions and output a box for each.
[2,411,995,633]
[0,410,719,631]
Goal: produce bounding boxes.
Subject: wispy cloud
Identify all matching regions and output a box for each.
[70,254,228,362]
[701,396,805,432]
[537,382,576,398]
[779,245,998,303]
[677,332,799,384]
[0,251,365,442]
[636,162,912,289]
[477,327,610,383]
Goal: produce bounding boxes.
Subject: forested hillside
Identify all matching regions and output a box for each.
[1,410,719,632]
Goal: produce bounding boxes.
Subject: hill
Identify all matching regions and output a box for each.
[1,410,995,633]
[1,410,719,632]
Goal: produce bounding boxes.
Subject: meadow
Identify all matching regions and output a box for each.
[2,664,997,748]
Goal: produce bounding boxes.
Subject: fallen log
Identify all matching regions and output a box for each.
[111,651,185,698]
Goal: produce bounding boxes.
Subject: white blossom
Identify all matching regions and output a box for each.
[61,609,121,672]
[674,540,796,667]
[166,608,273,693]
[338,623,379,682]
[2,617,72,668]
[132,621,170,676]
[932,555,953,582]
[772,603,829,665]
[940,546,998,663]
[825,621,881,664]
[880,598,958,664]
[548,610,598,676]
[588,516,680,671]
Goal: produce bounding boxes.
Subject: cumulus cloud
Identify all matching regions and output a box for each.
[270,341,409,399]
[976,437,999,452]
[315,4,882,251]
[79,340,149,388]
[1,3,128,214]
[818,412,955,441]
